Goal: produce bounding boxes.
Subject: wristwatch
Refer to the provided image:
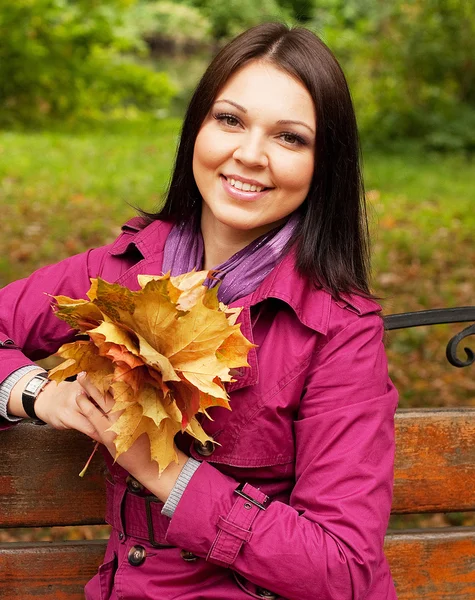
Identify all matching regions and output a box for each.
[22,372,49,422]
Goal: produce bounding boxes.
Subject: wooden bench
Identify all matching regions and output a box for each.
[1,309,474,599]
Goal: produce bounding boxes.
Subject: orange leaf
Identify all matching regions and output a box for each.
[51,270,254,475]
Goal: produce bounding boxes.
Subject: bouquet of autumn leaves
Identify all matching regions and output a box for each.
[48,271,255,475]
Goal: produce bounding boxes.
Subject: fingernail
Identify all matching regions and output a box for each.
[77,371,86,379]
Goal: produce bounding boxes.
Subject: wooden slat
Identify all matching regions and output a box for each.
[0,530,473,599]
[0,540,106,600]
[385,528,475,599]
[1,409,475,528]
[393,409,475,513]
[0,422,106,527]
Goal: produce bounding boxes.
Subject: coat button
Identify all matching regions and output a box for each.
[128,545,146,566]
[256,588,277,599]
[126,475,144,494]
[180,549,198,562]
[194,440,215,456]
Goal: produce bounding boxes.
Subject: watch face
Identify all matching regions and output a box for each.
[24,376,47,396]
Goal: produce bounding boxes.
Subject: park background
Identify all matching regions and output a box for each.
[1,0,474,540]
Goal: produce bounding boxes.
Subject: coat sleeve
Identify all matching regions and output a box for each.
[0,247,111,390]
[164,312,398,600]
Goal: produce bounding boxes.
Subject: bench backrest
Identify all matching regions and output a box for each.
[1,410,474,599]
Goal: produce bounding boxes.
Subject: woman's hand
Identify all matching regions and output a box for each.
[32,377,102,443]
[75,373,189,502]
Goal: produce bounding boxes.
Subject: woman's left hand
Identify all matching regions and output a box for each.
[75,372,189,502]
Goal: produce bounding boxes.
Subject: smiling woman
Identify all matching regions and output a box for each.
[0,22,398,600]
[153,22,370,299]
[194,61,316,266]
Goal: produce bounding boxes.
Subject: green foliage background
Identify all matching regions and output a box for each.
[1,0,474,150]
[0,0,175,126]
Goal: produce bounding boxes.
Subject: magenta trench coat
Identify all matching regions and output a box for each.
[0,218,398,600]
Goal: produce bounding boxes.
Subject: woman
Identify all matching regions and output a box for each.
[0,23,398,599]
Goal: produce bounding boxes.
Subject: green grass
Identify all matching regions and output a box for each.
[0,119,181,282]
[1,122,474,407]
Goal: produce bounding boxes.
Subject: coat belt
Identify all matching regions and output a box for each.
[105,478,174,548]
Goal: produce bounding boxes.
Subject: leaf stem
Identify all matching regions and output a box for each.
[79,441,100,478]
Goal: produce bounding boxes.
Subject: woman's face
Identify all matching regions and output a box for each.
[193,60,316,244]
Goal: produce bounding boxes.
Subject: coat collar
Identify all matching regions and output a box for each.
[109,218,173,260]
[109,218,381,337]
[233,249,382,336]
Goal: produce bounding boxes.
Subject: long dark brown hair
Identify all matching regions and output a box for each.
[142,22,372,298]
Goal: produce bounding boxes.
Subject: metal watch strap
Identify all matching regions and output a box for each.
[22,372,49,420]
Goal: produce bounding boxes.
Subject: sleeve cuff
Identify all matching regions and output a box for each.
[161,457,201,518]
[0,365,43,421]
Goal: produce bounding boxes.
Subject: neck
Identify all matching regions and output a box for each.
[200,209,276,270]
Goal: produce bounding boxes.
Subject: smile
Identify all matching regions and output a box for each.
[220,175,272,201]
[228,178,264,193]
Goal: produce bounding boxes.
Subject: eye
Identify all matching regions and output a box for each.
[213,113,241,128]
[280,132,307,146]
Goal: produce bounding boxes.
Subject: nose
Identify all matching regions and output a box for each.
[232,132,268,168]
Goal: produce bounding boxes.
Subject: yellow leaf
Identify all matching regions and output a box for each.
[88,278,135,321]
[164,298,231,363]
[167,377,201,427]
[148,417,181,474]
[89,321,140,356]
[49,341,114,395]
[48,358,79,381]
[138,335,181,382]
[52,296,103,332]
[181,372,229,399]
[185,417,215,445]
[51,271,255,478]
[113,364,145,394]
[199,391,231,413]
[221,303,242,326]
[139,384,170,427]
[110,379,135,404]
[109,403,145,458]
[216,328,255,367]
[128,278,183,353]
[170,270,209,310]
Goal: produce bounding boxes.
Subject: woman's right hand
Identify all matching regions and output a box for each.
[35,379,101,441]
[8,369,101,442]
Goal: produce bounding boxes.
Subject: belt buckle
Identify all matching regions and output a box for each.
[144,495,173,548]
[234,483,270,510]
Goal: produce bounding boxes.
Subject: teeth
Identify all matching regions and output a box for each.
[228,178,263,193]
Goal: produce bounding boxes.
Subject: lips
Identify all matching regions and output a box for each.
[223,174,272,192]
[220,175,272,202]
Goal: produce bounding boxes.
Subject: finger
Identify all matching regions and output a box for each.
[76,372,101,399]
[77,373,114,413]
[70,414,102,442]
[76,393,112,431]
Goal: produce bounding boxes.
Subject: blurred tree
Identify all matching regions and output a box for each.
[188,0,291,40]
[313,0,475,151]
[125,0,212,47]
[0,0,175,126]
[276,0,315,22]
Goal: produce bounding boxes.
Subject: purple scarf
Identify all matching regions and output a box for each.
[162,214,300,304]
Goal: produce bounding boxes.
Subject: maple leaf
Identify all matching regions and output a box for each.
[50,271,255,475]
[48,341,114,395]
[52,296,103,332]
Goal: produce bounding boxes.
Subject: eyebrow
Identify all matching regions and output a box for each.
[277,119,315,135]
[215,99,247,113]
[214,99,315,135]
